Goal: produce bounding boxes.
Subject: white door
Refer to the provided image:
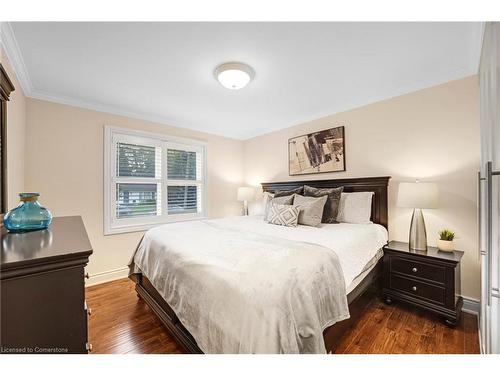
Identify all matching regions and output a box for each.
[479,22,500,354]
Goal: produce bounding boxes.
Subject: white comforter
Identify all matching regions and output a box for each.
[214,216,389,288]
[130,216,388,354]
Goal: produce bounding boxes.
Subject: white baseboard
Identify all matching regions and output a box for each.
[462,296,480,315]
[85,266,129,287]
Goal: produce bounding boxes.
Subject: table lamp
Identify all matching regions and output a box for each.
[237,187,254,216]
[397,182,438,251]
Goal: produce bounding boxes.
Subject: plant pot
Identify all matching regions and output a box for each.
[437,239,455,252]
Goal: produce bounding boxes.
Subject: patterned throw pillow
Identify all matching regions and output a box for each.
[266,203,300,227]
[304,185,344,223]
[293,194,328,227]
[264,194,294,220]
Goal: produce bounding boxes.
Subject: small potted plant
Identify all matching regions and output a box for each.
[437,229,455,252]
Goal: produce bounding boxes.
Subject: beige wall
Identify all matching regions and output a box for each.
[25,99,244,282]
[1,47,26,209]
[244,76,481,300]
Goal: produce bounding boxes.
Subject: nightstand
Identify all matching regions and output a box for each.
[382,240,464,326]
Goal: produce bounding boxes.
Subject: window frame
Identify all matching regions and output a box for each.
[104,125,208,235]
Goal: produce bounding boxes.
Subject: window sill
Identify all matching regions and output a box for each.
[104,215,208,236]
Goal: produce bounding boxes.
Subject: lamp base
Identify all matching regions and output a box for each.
[409,208,427,251]
[243,201,249,216]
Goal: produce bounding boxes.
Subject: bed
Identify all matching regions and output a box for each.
[128,176,390,354]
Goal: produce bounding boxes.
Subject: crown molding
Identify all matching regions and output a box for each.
[28,88,246,140]
[0,22,34,96]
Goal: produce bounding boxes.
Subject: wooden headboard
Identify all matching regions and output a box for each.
[261,176,391,229]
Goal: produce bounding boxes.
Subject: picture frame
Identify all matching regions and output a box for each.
[288,126,346,176]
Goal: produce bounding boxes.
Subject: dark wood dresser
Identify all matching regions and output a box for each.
[382,240,464,326]
[1,216,93,353]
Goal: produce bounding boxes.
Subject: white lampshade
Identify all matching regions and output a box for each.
[237,187,255,202]
[397,182,438,209]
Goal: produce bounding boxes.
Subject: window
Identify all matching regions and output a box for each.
[104,126,207,234]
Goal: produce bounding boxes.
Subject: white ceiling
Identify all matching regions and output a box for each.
[3,22,483,139]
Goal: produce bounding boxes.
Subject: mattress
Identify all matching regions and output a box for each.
[346,247,384,294]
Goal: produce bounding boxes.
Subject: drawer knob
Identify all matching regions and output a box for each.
[87,308,92,316]
[412,267,418,273]
[412,286,417,291]
[85,272,90,279]
[86,343,93,352]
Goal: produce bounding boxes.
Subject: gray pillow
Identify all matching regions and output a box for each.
[273,186,303,197]
[293,194,328,227]
[303,185,344,223]
[266,203,300,227]
[264,195,294,220]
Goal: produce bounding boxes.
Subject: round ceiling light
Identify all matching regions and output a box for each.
[214,62,255,90]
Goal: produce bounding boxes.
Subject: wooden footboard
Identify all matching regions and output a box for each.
[129,259,382,354]
[130,273,203,353]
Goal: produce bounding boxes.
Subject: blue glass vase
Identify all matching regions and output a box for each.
[3,193,53,232]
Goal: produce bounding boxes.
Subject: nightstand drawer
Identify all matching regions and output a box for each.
[390,274,446,305]
[391,256,446,284]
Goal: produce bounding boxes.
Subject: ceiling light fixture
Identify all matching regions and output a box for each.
[214,62,255,90]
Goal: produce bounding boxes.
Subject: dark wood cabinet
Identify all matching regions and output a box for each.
[1,216,93,353]
[382,241,464,326]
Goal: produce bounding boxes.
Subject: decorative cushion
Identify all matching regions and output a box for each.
[273,186,304,197]
[292,194,328,227]
[264,194,294,220]
[304,185,344,223]
[336,192,374,224]
[266,203,300,227]
[249,191,273,216]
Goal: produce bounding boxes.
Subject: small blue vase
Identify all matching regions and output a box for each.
[3,193,53,232]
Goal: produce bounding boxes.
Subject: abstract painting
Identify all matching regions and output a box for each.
[288,126,345,175]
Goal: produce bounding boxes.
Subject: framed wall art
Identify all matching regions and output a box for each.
[288,126,345,175]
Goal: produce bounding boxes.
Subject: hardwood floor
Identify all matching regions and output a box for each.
[333,290,480,354]
[87,278,183,354]
[86,278,479,354]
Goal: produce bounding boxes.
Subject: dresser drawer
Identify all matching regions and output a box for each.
[390,274,446,305]
[391,256,446,284]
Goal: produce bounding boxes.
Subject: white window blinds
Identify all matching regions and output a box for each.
[165,143,204,216]
[104,127,207,234]
[115,142,162,220]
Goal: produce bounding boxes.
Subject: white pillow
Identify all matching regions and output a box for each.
[248,191,274,216]
[336,192,374,224]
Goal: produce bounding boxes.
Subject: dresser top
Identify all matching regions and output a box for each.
[1,216,93,272]
[384,240,464,263]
